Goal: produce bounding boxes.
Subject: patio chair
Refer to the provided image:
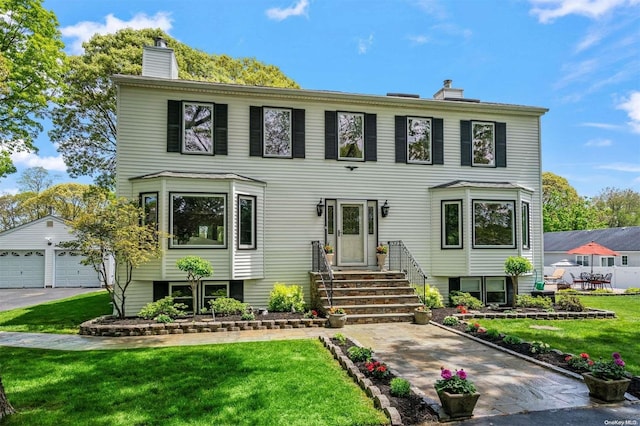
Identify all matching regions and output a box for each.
[544,268,566,285]
[601,273,613,290]
[570,272,588,290]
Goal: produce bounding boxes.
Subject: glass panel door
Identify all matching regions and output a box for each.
[337,201,366,266]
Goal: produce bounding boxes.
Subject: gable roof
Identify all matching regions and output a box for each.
[0,215,68,238]
[544,227,640,252]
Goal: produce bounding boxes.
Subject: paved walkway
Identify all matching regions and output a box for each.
[1,323,638,423]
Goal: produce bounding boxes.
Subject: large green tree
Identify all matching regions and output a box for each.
[50,28,299,188]
[542,172,604,232]
[592,187,640,227]
[0,0,65,178]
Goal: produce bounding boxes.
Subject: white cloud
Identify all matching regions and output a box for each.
[580,122,624,130]
[10,151,68,172]
[61,12,173,54]
[0,188,19,196]
[266,0,309,21]
[585,138,613,147]
[617,91,640,133]
[529,0,640,23]
[408,35,430,45]
[358,33,374,54]
[597,162,640,172]
[413,0,448,19]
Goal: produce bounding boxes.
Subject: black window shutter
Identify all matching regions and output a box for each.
[214,104,228,155]
[229,280,244,301]
[460,120,471,166]
[167,100,181,152]
[292,108,305,158]
[249,106,263,157]
[364,113,377,162]
[153,281,169,301]
[495,122,507,167]
[324,111,337,159]
[433,118,444,165]
[395,115,407,163]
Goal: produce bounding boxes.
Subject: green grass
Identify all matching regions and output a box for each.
[0,291,112,334]
[0,340,387,426]
[478,295,640,375]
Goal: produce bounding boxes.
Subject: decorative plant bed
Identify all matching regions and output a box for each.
[453,308,615,321]
[80,314,327,336]
[322,336,439,425]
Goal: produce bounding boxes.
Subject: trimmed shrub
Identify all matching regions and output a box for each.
[347,346,373,362]
[390,378,411,397]
[486,329,501,339]
[516,294,553,310]
[268,283,306,312]
[556,294,585,312]
[138,296,187,320]
[530,341,551,354]
[442,316,460,326]
[413,284,444,308]
[210,297,248,316]
[449,291,483,310]
[503,335,523,345]
[624,288,640,294]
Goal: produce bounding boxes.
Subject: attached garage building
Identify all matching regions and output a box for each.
[0,215,102,288]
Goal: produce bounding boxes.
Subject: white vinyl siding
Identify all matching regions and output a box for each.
[115,81,545,314]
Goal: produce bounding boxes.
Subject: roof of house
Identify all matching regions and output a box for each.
[544,227,640,252]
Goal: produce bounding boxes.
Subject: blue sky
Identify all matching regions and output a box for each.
[2,0,639,197]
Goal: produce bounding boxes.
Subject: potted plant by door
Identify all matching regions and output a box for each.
[434,367,480,419]
[414,305,432,324]
[583,352,631,402]
[323,244,334,266]
[327,307,347,328]
[376,244,388,271]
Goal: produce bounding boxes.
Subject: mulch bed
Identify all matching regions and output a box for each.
[330,337,439,425]
[430,307,640,399]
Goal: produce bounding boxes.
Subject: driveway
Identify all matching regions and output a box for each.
[0,288,105,312]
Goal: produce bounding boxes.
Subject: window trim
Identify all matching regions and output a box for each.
[262,107,293,158]
[170,283,194,312]
[485,276,507,304]
[600,256,615,267]
[140,192,159,230]
[181,101,214,155]
[441,200,463,249]
[237,195,257,250]
[202,281,229,308]
[337,111,365,161]
[169,192,227,249]
[472,199,516,249]
[521,201,530,250]
[576,255,590,266]
[460,277,482,301]
[622,255,628,266]
[406,116,433,164]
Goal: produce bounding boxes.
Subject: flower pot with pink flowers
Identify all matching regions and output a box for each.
[434,367,480,419]
[583,352,630,402]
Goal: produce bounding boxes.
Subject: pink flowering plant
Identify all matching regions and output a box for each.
[590,352,628,380]
[434,367,477,394]
[365,360,390,379]
[564,352,594,371]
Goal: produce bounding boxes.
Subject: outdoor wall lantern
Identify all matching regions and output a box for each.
[45,237,53,246]
[381,200,390,218]
[316,199,324,217]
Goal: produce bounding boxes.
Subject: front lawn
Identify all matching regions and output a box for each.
[0,291,112,334]
[475,295,640,375]
[0,339,387,426]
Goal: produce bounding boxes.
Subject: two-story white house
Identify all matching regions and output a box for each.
[112,42,547,317]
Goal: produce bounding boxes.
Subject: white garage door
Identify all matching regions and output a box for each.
[55,251,101,288]
[0,250,45,288]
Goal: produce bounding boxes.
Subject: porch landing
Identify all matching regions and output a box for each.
[310,270,422,324]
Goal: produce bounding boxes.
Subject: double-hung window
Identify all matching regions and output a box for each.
[325,111,377,161]
[576,255,589,267]
[167,100,228,155]
[442,200,462,249]
[250,106,305,158]
[460,120,507,167]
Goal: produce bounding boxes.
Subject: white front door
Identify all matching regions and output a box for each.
[337,201,367,266]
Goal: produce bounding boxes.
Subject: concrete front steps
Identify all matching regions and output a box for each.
[310,270,422,324]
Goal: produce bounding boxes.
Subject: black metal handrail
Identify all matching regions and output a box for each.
[387,240,429,304]
[311,241,335,306]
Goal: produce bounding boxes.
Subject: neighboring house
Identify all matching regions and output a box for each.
[112,41,548,316]
[544,227,640,289]
[0,215,103,288]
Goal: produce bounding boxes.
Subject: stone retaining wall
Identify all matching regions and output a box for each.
[80,316,327,337]
[454,308,615,321]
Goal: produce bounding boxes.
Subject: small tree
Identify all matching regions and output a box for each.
[0,374,15,419]
[63,188,162,318]
[504,256,533,308]
[176,256,213,314]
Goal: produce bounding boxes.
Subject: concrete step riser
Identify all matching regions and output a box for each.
[320,296,421,306]
[326,306,421,315]
[318,288,417,296]
[318,281,411,288]
[332,274,406,281]
[346,315,414,325]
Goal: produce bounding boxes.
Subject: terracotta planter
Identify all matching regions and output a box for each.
[376,253,387,271]
[327,313,347,328]
[436,390,480,418]
[325,253,334,266]
[414,309,432,325]
[583,372,630,402]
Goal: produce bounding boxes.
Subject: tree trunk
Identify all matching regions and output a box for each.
[511,276,519,308]
[0,375,16,419]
